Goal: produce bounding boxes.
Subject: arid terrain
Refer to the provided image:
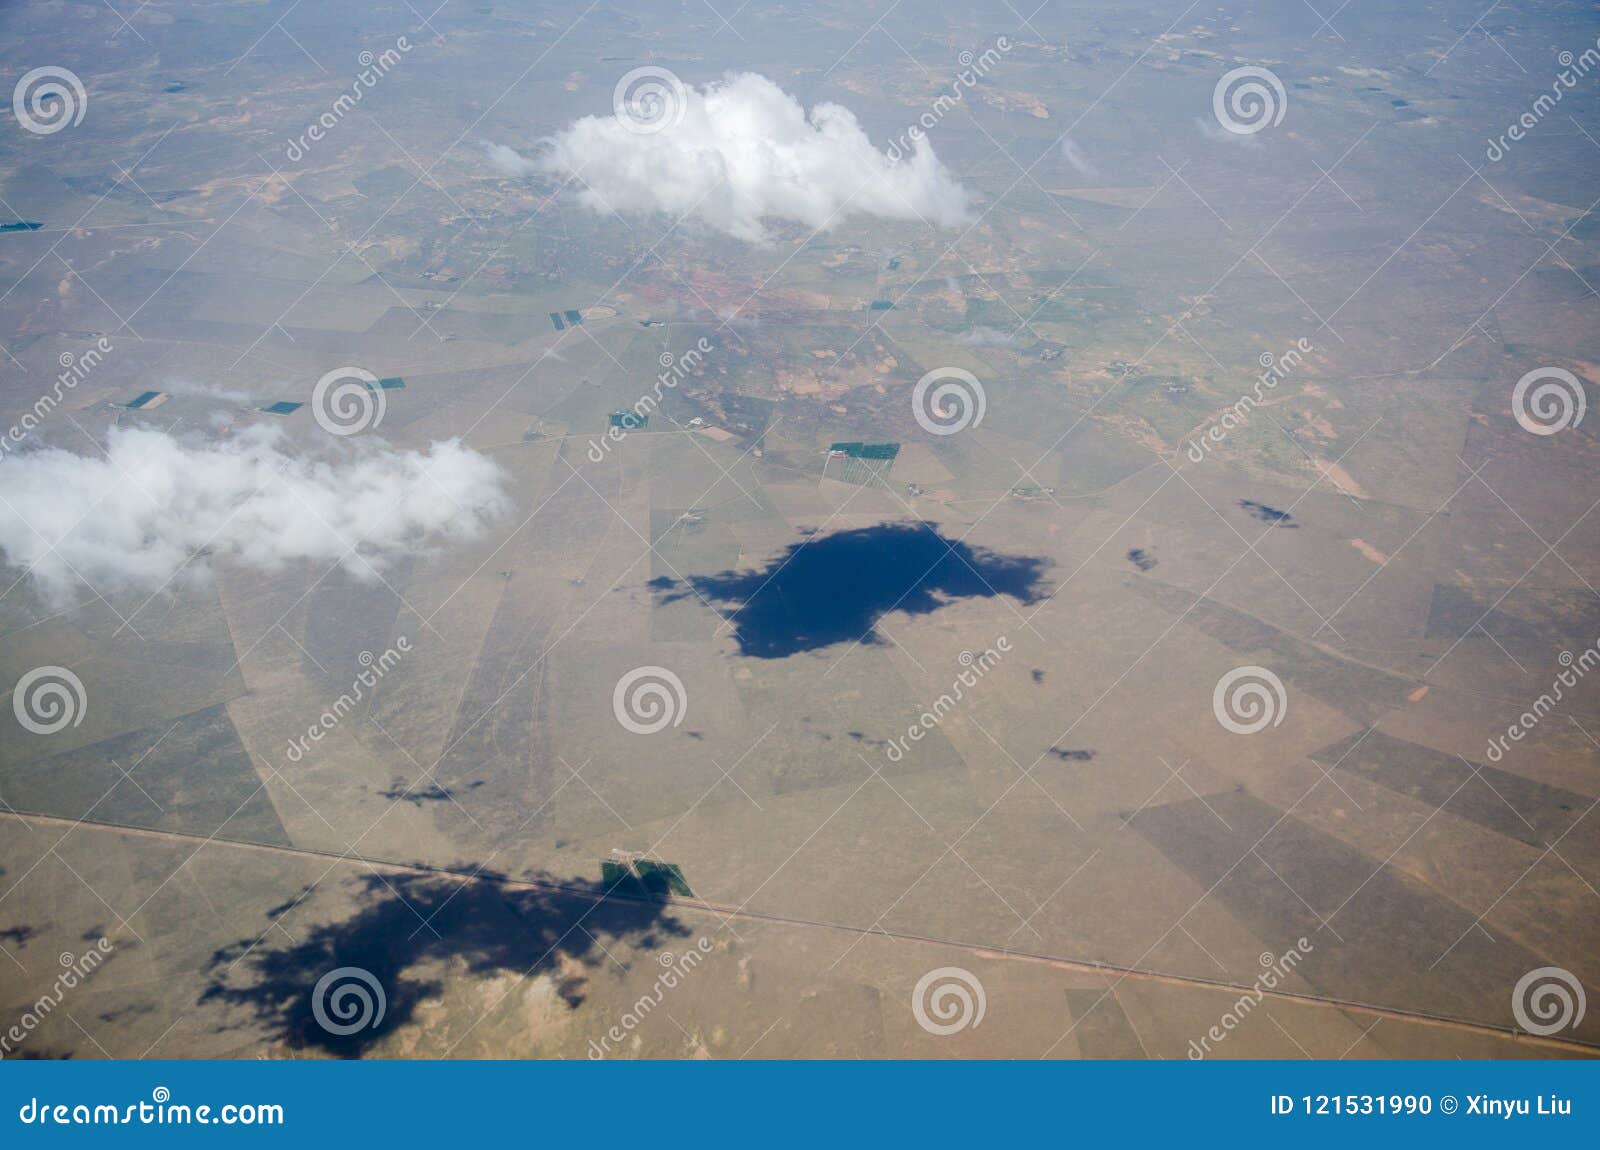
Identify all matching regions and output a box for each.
[1,0,1597,1059]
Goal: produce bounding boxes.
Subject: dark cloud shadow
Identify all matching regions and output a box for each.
[201,870,687,1057]
[650,522,1048,658]
[1238,500,1297,527]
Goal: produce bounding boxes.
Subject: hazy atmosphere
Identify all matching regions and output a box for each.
[1,0,1598,1062]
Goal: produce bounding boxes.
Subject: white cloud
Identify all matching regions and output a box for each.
[0,425,511,606]
[959,325,1015,346]
[1194,117,1261,147]
[1060,137,1098,177]
[515,72,972,242]
[484,141,540,176]
[161,379,256,405]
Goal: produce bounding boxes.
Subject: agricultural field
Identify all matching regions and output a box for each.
[0,0,1596,1061]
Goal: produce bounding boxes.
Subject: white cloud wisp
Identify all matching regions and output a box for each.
[521,72,972,242]
[0,425,512,606]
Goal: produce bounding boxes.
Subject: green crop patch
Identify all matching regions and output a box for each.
[600,857,692,899]
[634,860,694,897]
[830,442,899,460]
[826,442,899,485]
[600,860,634,888]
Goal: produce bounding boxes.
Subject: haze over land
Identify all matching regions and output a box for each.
[0,0,1597,1060]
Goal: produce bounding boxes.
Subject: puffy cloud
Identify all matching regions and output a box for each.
[0,425,511,606]
[520,72,972,242]
[484,141,540,176]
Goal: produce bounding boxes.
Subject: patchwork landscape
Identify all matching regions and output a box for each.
[0,0,1597,1059]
